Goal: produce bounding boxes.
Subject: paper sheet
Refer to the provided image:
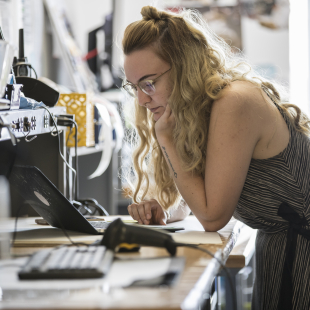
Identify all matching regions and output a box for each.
[105,101,124,153]
[103,257,171,288]
[172,230,222,245]
[88,103,113,179]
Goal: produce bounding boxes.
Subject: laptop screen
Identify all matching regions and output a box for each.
[9,165,99,234]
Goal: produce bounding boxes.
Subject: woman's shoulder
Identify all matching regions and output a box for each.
[209,80,275,140]
[211,80,270,118]
[218,80,263,104]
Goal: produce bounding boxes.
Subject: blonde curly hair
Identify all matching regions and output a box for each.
[122,5,310,210]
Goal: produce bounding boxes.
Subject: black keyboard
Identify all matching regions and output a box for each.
[18,245,114,280]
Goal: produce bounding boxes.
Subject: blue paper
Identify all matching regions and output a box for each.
[20,96,46,109]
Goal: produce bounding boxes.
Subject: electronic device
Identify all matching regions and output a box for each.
[12,29,60,107]
[18,245,114,279]
[9,165,108,234]
[87,13,115,91]
[9,165,184,234]
[12,29,33,78]
[101,218,177,256]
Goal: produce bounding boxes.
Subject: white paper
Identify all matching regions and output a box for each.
[88,103,113,179]
[105,101,124,154]
[103,257,171,288]
[172,230,222,245]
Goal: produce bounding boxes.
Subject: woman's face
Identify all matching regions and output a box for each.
[124,47,172,122]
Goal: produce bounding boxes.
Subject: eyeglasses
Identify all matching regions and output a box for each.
[122,68,171,98]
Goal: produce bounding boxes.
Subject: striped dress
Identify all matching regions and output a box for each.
[233,102,310,310]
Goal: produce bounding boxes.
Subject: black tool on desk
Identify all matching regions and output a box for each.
[101,218,177,256]
[13,29,60,107]
[100,219,238,310]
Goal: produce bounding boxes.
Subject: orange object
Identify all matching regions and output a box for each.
[56,93,95,147]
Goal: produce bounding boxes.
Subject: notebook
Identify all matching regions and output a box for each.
[9,166,184,235]
[9,165,107,235]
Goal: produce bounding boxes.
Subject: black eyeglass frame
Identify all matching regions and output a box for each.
[122,68,171,97]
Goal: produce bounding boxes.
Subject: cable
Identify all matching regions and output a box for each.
[175,242,237,310]
[59,117,79,201]
[66,127,73,195]
[29,65,38,79]
[50,210,90,247]
[51,115,78,201]
[56,117,109,216]
[66,127,73,145]
[39,106,77,186]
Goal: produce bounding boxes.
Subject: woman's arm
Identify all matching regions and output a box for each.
[166,199,191,223]
[156,82,265,231]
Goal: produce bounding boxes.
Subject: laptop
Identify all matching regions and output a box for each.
[9,165,108,234]
[9,166,184,235]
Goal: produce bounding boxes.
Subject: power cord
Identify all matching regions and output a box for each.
[39,106,77,195]
[175,242,237,310]
[54,116,109,216]
[55,116,79,201]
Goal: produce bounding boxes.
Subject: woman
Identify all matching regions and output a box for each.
[122,6,310,310]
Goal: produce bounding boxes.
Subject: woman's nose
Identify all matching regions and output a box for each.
[137,89,151,107]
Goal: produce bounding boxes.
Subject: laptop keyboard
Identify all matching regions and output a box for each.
[90,221,110,229]
[18,246,114,280]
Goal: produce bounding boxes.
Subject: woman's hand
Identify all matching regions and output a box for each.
[155,104,175,141]
[127,199,168,225]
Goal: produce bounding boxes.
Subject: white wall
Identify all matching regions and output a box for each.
[289,0,309,116]
[63,0,113,55]
[112,0,161,78]
[241,16,289,86]
[0,0,44,77]
[62,0,159,80]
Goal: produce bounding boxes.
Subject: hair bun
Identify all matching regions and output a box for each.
[141,6,168,22]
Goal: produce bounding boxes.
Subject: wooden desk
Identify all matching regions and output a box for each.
[0,216,256,310]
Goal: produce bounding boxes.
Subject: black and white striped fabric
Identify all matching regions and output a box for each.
[234,102,310,310]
